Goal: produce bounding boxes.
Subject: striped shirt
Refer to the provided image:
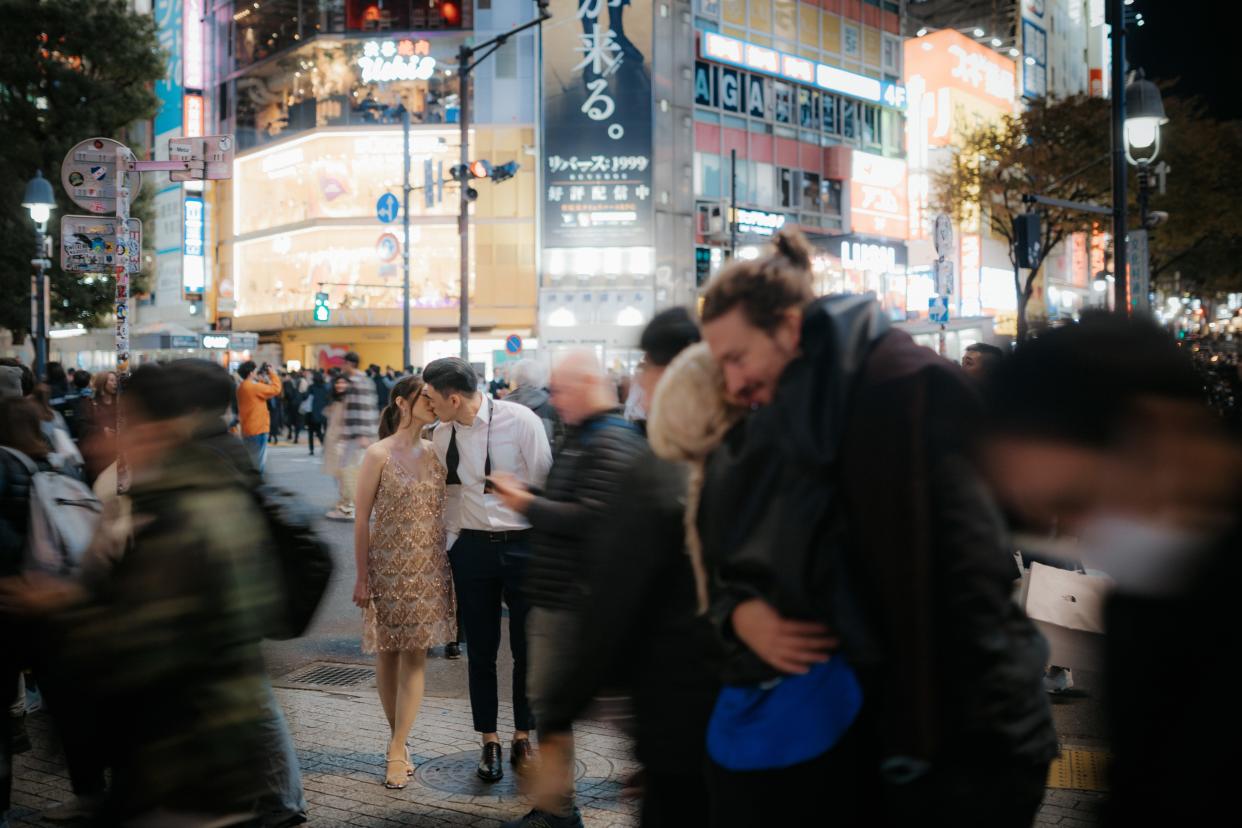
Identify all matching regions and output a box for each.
[341,371,379,440]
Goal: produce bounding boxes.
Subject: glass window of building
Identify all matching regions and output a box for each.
[821,179,843,215]
[754,162,775,204]
[822,93,838,134]
[696,152,723,199]
[842,24,860,58]
[862,105,880,146]
[749,0,772,33]
[801,171,821,211]
[841,100,857,140]
[883,110,902,155]
[798,88,819,129]
[882,34,901,75]
[773,0,797,40]
[722,0,746,27]
[697,0,721,16]
[774,81,792,123]
[779,167,800,209]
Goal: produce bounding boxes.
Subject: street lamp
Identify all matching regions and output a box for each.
[1125,74,1168,315]
[22,170,56,379]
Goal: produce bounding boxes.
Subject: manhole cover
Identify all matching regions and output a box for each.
[280,662,375,689]
[415,750,587,797]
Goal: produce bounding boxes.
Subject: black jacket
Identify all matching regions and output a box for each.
[524,407,647,611]
[536,446,722,771]
[0,448,43,578]
[698,295,1055,771]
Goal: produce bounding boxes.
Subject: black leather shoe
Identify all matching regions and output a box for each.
[477,741,504,782]
[510,738,538,776]
[445,642,462,660]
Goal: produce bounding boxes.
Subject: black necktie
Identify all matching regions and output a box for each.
[445,424,491,487]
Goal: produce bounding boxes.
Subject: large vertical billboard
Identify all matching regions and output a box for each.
[154,0,183,136]
[541,0,653,257]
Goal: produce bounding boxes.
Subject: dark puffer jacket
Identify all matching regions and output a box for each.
[524,407,648,611]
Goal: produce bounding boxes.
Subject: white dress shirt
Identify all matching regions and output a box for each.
[431,396,553,536]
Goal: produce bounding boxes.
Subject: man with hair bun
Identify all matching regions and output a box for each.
[650,228,1055,824]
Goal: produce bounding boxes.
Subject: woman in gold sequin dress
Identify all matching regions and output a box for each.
[352,375,456,789]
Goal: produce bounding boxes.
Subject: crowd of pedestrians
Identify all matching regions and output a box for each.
[1,227,1239,827]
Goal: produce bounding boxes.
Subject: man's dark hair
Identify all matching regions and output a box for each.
[344,351,361,367]
[988,314,1203,448]
[965,342,1005,361]
[124,364,187,422]
[701,228,815,333]
[45,362,67,387]
[422,357,479,396]
[73,370,91,390]
[641,307,702,367]
[169,359,234,416]
[0,359,34,397]
[238,360,256,380]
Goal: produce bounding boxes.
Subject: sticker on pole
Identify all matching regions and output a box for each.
[376,232,400,262]
[928,295,951,325]
[933,214,954,258]
[376,192,400,223]
[505,334,523,355]
[61,215,142,274]
[61,138,142,215]
[168,134,235,181]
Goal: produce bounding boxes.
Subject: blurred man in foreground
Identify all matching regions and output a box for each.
[984,315,1242,826]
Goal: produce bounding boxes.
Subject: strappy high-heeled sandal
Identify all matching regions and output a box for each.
[384,757,411,789]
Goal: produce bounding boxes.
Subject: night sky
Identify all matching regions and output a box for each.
[1129,0,1239,120]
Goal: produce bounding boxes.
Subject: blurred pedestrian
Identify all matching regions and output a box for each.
[506,360,561,448]
[368,364,388,412]
[325,353,378,521]
[303,371,330,456]
[983,315,1242,827]
[653,229,1055,826]
[268,372,286,446]
[352,376,456,789]
[30,385,83,477]
[421,357,552,784]
[525,309,721,827]
[283,370,304,444]
[322,375,352,517]
[80,371,118,485]
[1,363,288,824]
[488,351,646,828]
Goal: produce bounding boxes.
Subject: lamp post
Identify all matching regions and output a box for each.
[22,170,56,380]
[1125,73,1168,315]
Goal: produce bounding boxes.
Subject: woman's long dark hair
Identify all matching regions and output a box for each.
[0,398,50,460]
[379,376,425,439]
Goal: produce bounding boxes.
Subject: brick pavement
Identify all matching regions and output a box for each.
[7,681,1106,827]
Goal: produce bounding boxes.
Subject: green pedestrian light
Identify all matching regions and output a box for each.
[313,291,330,323]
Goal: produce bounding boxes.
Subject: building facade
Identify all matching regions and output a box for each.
[201,0,540,375]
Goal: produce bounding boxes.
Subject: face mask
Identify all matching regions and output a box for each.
[1075,514,1208,597]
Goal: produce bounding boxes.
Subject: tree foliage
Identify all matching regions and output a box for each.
[0,0,163,341]
[932,94,1111,340]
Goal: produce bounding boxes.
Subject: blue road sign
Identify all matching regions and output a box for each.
[376,192,400,223]
[929,295,951,325]
[505,334,523,355]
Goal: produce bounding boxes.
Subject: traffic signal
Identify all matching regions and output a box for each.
[490,161,520,183]
[313,292,330,323]
[1013,212,1041,269]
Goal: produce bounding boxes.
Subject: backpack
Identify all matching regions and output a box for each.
[252,482,335,639]
[0,447,102,576]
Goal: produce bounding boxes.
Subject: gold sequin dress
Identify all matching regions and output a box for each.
[362,443,457,653]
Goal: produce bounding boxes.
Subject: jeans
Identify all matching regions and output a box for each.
[244,434,269,474]
[446,531,534,734]
[251,685,307,826]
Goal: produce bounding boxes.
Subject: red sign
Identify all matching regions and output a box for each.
[850,151,909,240]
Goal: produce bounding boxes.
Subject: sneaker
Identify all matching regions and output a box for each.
[1043,665,1075,695]
[325,508,354,521]
[500,808,583,828]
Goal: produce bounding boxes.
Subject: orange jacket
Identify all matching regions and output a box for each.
[237,369,282,437]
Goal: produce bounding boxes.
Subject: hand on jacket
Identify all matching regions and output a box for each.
[486,471,534,514]
[731,598,838,675]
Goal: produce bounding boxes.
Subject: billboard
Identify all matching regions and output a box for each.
[154,0,183,136]
[541,0,653,255]
[850,151,908,240]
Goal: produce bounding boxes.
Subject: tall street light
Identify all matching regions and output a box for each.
[1125,73,1168,315]
[22,170,56,379]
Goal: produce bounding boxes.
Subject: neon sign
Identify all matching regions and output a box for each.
[358,39,437,84]
[702,30,906,109]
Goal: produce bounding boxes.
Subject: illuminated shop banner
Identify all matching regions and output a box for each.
[183,195,206,296]
[734,208,786,237]
[702,30,906,110]
[154,0,182,135]
[542,0,654,252]
[183,0,204,90]
[850,151,909,240]
[357,39,437,84]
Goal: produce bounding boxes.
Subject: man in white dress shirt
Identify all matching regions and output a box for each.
[420,357,553,783]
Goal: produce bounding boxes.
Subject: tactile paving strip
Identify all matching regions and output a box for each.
[1046,749,1110,791]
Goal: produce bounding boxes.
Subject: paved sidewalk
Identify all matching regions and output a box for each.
[8,679,1105,827]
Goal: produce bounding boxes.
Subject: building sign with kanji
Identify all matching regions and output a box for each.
[541,0,653,252]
